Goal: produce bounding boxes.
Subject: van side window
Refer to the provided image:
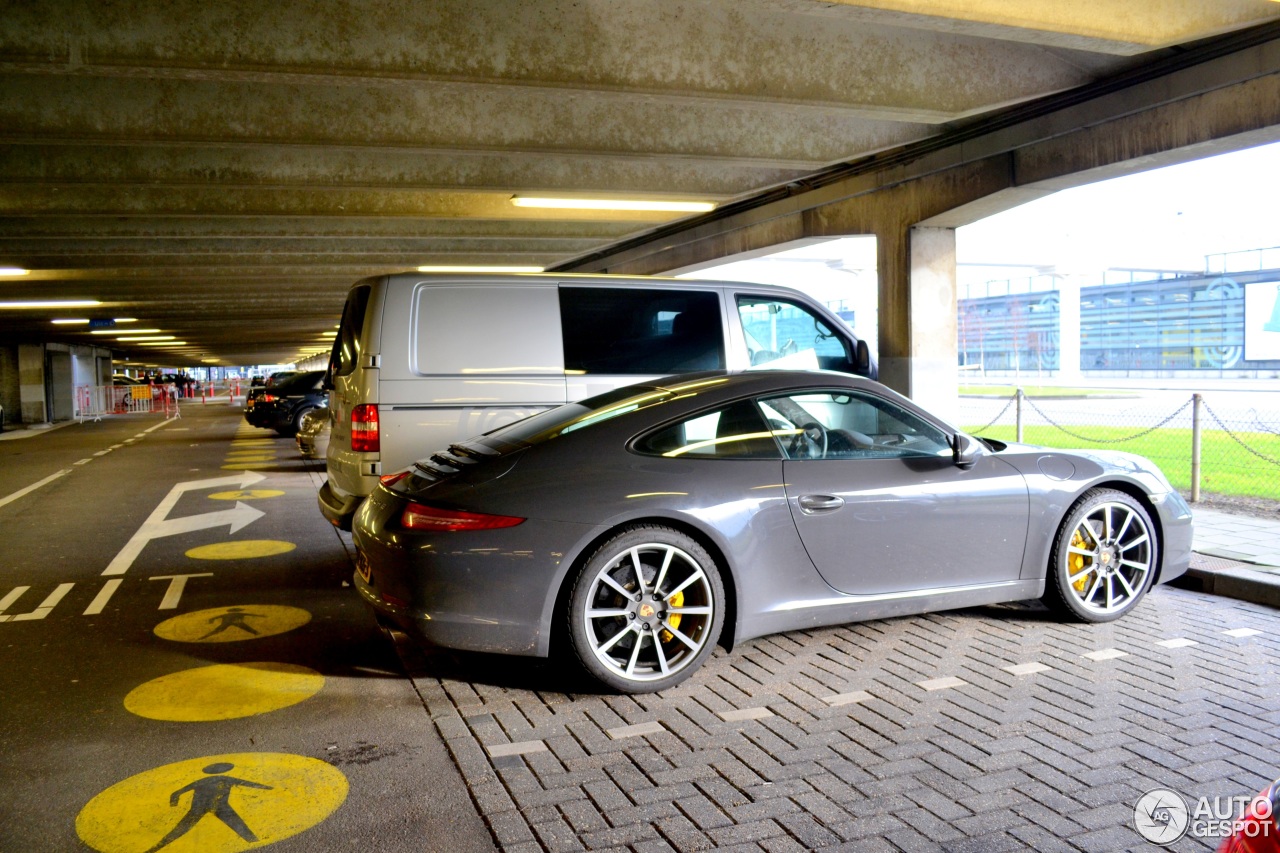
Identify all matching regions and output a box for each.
[560,288,725,374]
[331,284,372,377]
[736,296,853,373]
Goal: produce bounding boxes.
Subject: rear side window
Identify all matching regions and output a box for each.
[560,287,725,374]
[330,285,372,378]
[633,399,780,459]
[486,385,673,446]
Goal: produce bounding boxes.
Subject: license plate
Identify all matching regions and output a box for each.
[356,551,372,583]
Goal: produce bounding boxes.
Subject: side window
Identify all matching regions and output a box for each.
[759,391,951,460]
[633,400,781,459]
[330,284,371,378]
[561,287,726,374]
[736,296,852,372]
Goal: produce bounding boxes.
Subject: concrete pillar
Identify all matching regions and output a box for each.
[18,344,46,424]
[1057,274,1082,381]
[877,224,960,424]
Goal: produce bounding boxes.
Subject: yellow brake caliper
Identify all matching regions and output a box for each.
[1070,529,1094,593]
[660,590,684,642]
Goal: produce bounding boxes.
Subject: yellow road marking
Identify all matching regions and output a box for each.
[185,540,296,560]
[125,662,324,721]
[154,605,311,643]
[207,489,285,501]
[77,752,347,852]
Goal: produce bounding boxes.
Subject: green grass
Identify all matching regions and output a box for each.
[963,424,1280,500]
[959,385,1134,398]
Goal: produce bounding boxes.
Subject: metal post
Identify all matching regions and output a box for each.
[1015,388,1024,443]
[1190,393,1202,503]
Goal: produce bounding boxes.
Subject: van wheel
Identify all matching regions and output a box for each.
[567,526,723,694]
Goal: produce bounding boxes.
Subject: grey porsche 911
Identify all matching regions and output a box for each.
[353,370,1192,694]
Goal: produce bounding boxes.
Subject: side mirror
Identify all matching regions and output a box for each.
[951,433,982,470]
[854,339,871,373]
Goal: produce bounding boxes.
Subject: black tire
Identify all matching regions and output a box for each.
[1043,488,1157,623]
[567,526,724,694]
[276,406,314,437]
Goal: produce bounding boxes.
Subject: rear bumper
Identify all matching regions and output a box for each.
[318,478,362,530]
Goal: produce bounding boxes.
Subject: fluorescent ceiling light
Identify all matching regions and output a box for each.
[511,196,715,212]
[0,299,101,309]
[0,267,30,276]
[52,318,90,325]
[135,341,187,347]
[114,317,138,323]
[417,264,544,274]
[92,328,160,335]
[117,335,176,342]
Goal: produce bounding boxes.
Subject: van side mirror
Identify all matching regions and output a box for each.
[854,339,871,373]
[951,433,982,470]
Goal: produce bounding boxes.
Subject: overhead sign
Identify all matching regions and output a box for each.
[89,319,116,330]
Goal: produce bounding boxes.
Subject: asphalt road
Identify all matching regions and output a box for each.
[0,403,494,853]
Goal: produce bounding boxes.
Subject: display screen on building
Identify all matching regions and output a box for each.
[1244,280,1280,362]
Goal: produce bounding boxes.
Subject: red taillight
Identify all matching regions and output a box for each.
[351,404,379,452]
[399,503,524,532]
[261,393,276,403]
[379,470,411,488]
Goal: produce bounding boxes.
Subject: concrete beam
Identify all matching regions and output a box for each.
[0,0,1111,120]
[812,0,1280,54]
[0,143,814,198]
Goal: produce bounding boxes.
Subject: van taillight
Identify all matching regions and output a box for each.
[351,404,379,452]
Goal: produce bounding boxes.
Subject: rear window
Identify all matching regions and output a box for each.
[484,385,673,446]
[330,285,372,378]
[560,287,725,374]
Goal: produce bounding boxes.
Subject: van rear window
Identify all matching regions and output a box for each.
[330,285,371,377]
[560,287,725,374]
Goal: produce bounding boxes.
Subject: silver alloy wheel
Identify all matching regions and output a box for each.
[1064,500,1153,615]
[581,542,715,684]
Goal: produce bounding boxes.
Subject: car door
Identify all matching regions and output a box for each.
[762,389,1030,596]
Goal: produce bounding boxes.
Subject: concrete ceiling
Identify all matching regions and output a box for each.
[2,0,1279,367]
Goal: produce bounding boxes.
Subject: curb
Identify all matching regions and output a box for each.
[1172,558,1280,609]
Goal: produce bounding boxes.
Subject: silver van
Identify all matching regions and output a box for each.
[318,272,875,528]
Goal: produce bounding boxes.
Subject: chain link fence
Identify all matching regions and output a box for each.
[959,391,1280,502]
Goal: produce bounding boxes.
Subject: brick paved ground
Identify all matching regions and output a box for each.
[399,585,1280,852]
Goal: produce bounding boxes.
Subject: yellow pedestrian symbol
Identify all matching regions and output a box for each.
[77,752,347,853]
[207,490,285,501]
[154,605,310,643]
[142,762,271,851]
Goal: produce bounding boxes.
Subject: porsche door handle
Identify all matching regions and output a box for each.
[798,494,844,513]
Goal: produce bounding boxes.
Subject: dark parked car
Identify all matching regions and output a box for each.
[243,370,326,436]
[352,370,1193,693]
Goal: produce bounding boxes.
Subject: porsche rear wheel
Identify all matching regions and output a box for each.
[1045,488,1157,623]
[568,526,723,693]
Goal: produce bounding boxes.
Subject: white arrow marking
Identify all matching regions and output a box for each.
[101,471,268,577]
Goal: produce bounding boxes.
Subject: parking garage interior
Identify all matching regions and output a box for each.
[3,3,1280,852]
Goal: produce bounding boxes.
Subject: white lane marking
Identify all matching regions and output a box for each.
[75,458,92,466]
[0,583,75,622]
[83,579,124,616]
[150,574,213,609]
[93,450,111,456]
[144,421,170,433]
[0,586,29,613]
[0,469,72,510]
[102,471,266,576]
